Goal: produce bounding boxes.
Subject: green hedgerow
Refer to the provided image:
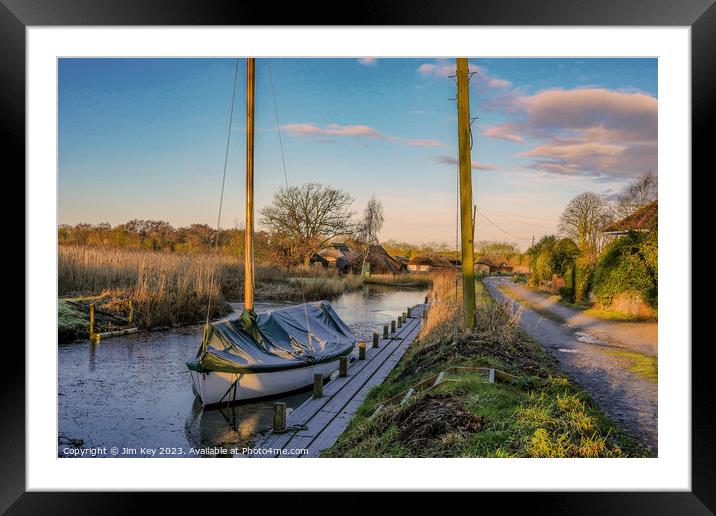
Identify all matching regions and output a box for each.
[591,230,657,308]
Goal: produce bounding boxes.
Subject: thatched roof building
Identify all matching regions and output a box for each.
[365,245,406,275]
[407,254,454,272]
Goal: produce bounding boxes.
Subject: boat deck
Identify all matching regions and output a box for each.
[247,303,426,458]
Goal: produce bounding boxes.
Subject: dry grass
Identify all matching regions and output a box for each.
[364,273,432,288]
[58,246,363,338]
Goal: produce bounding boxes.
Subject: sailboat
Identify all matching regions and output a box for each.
[187,58,356,407]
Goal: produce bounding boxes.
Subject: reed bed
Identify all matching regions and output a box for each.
[58,246,363,336]
[363,272,432,288]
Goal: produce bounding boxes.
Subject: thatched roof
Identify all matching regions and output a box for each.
[475,255,510,268]
[408,253,453,268]
[603,200,658,233]
[366,245,405,274]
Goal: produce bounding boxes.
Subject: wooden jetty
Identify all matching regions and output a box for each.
[247,303,427,458]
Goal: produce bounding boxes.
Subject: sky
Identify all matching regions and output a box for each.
[58,57,657,250]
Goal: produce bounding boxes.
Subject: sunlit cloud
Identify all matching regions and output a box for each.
[417,60,512,90]
[283,123,384,139]
[482,124,524,143]
[477,88,658,179]
[282,122,446,149]
[357,58,378,66]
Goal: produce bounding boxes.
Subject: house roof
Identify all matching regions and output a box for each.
[603,200,658,233]
[366,245,404,274]
[408,254,453,268]
[475,255,510,268]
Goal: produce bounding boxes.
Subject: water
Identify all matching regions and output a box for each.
[58,284,427,457]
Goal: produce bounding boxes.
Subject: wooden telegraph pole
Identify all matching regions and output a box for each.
[244,58,256,311]
[456,58,476,328]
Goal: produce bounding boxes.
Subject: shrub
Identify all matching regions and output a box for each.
[591,231,657,308]
[534,250,553,282]
[574,256,595,303]
[559,286,575,303]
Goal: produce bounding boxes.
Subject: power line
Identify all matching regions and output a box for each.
[480,208,558,224]
[476,208,531,241]
[478,209,556,230]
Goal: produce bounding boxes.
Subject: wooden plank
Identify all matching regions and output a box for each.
[249,304,426,458]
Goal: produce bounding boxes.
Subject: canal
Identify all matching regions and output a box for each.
[58,284,427,457]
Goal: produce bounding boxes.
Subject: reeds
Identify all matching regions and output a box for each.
[58,246,364,331]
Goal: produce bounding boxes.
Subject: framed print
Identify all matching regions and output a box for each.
[5,0,711,511]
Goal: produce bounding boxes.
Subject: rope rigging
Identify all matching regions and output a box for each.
[204,58,240,334]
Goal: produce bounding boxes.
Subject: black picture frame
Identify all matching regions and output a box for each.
[4,0,709,512]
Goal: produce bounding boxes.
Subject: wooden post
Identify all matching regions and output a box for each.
[456,57,476,328]
[313,374,323,398]
[407,307,411,318]
[383,324,389,338]
[372,332,379,348]
[397,317,402,329]
[358,341,366,360]
[244,57,256,311]
[391,320,396,333]
[273,402,286,432]
[339,356,348,377]
[402,312,407,322]
[128,299,134,326]
[89,303,95,343]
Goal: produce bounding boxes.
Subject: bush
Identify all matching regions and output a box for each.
[591,231,657,308]
[575,260,594,303]
[534,250,553,282]
[559,286,575,303]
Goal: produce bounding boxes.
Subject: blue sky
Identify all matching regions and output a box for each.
[58,58,657,249]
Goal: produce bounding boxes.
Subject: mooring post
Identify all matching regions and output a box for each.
[402,312,407,322]
[313,374,323,398]
[273,402,287,433]
[339,356,348,377]
[89,303,96,343]
[383,324,389,338]
[397,317,402,329]
[128,300,134,326]
[358,341,366,360]
[391,320,396,333]
[407,307,411,318]
[372,332,379,348]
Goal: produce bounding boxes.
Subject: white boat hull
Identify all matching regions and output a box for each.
[189,360,342,407]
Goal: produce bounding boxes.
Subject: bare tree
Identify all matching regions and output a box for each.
[259,182,356,265]
[355,196,385,271]
[559,192,613,253]
[356,196,384,245]
[613,172,658,219]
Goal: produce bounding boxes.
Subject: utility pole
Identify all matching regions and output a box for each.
[244,58,256,311]
[456,58,476,328]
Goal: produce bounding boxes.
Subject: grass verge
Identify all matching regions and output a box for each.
[323,273,648,458]
[598,348,658,383]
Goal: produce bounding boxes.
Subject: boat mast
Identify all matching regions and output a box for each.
[456,58,476,328]
[245,58,256,311]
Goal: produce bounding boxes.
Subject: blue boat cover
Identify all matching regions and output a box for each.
[187,301,355,374]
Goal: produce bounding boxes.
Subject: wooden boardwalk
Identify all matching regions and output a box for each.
[247,303,426,458]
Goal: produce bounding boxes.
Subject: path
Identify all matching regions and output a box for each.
[495,279,657,356]
[244,304,425,458]
[484,276,658,454]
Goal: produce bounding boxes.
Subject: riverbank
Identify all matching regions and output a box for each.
[324,274,648,457]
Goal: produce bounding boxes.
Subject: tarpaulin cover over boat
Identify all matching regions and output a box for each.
[186,301,355,374]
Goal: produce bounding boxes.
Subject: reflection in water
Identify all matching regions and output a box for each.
[58,286,427,457]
